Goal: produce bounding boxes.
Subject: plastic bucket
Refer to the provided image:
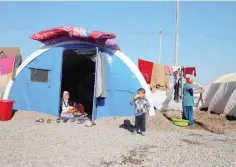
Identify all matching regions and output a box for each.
[0,100,15,121]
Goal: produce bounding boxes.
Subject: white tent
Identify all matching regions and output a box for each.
[200,73,236,117]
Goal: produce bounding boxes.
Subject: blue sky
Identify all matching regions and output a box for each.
[0,1,235,85]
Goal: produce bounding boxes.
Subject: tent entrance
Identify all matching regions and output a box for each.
[60,49,96,118]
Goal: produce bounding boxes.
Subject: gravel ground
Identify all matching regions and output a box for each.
[0,111,236,167]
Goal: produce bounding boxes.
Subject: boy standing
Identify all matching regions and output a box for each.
[130,88,151,136]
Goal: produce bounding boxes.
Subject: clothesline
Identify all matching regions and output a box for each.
[138,59,197,86]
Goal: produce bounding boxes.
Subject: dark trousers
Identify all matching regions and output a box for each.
[135,113,146,132]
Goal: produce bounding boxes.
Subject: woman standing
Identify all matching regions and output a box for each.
[182,78,194,126]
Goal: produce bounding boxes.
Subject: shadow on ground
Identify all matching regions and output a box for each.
[119,119,135,133]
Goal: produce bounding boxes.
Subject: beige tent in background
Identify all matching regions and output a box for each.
[200,73,236,117]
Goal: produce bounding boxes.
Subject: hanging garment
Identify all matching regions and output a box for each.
[138,59,154,84]
[150,64,169,91]
[172,66,181,72]
[0,56,15,75]
[95,51,106,98]
[172,66,181,80]
[184,67,196,78]
[164,65,173,76]
[179,77,183,99]
[174,80,180,101]
[12,55,22,80]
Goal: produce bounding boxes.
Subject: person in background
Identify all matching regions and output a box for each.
[182,78,195,126]
[130,88,151,136]
[196,87,204,108]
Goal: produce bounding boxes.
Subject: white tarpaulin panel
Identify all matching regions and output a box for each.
[224,88,236,116]
[208,82,236,114]
[200,73,236,117]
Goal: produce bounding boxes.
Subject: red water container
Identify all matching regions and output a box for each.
[0,100,15,121]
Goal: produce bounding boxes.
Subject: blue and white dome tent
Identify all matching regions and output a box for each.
[3,26,155,120]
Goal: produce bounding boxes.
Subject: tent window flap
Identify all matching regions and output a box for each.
[30,68,49,83]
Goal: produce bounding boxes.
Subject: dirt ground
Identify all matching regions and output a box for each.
[163,109,236,134]
[193,109,236,134]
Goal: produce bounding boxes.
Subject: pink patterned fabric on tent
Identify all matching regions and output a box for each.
[42,36,120,50]
[30,26,116,40]
[30,26,120,50]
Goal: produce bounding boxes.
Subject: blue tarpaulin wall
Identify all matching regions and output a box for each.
[8,43,141,119]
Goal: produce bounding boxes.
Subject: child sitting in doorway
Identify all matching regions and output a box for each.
[130,88,151,136]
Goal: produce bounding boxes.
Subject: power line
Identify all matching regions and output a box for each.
[200,1,221,22]
[0,27,236,40]
[104,7,143,31]
[159,1,170,28]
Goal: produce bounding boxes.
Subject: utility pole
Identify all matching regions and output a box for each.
[158,28,162,64]
[174,0,180,66]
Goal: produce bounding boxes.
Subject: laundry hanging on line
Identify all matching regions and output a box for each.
[0,56,15,75]
[184,67,196,78]
[138,59,154,84]
[164,65,173,76]
[150,63,170,91]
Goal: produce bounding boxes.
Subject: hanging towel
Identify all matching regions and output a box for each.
[164,65,173,75]
[184,67,196,78]
[150,64,170,91]
[138,59,154,84]
[12,55,22,80]
[0,56,15,75]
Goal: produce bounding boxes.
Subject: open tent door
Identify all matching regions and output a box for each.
[92,48,106,121]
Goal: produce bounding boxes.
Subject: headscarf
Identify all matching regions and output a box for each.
[63,91,69,101]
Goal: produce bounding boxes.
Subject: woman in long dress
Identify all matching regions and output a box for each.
[182,78,194,126]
